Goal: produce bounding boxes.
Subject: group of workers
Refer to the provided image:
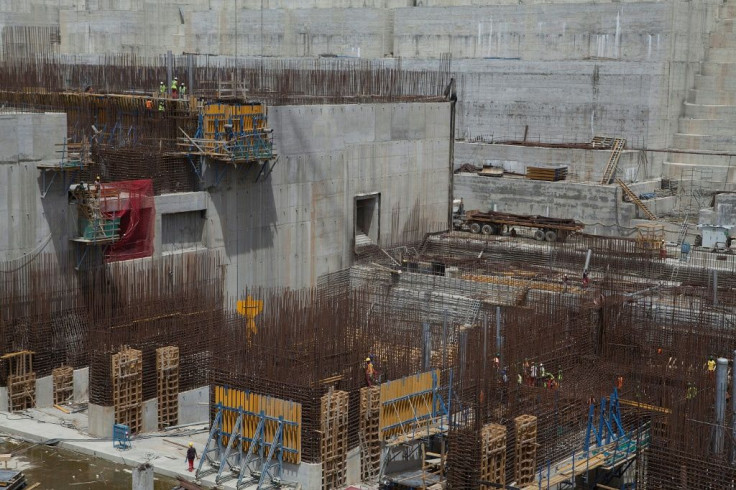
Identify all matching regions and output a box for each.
[144,77,188,112]
[520,360,562,390]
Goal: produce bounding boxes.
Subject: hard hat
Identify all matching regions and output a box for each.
[365,357,371,362]
[174,77,178,80]
[189,442,194,447]
[160,81,164,84]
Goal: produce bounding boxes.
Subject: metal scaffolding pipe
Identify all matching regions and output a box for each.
[713,357,728,455]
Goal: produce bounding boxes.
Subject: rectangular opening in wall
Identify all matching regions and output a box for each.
[161,211,205,254]
[355,193,380,247]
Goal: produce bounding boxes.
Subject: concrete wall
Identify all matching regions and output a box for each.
[0,113,74,264]
[205,102,451,293]
[177,386,208,425]
[35,375,53,408]
[88,403,114,438]
[455,142,659,183]
[73,367,89,403]
[455,173,639,234]
[142,398,158,433]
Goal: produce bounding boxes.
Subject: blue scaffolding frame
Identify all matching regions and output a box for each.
[196,403,297,489]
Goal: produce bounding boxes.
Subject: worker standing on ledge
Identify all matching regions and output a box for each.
[171,77,179,99]
[180,83,187,98]
[186,442,198,472]
[365,357,379,387]
[159,81,166,97]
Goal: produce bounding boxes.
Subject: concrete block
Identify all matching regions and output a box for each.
[280,460,322,490]
[88,403,115,438]
[35,375,53,408]
[73,367,89,403]
[155,192,208,214]
[346,445,361,485]
[177,386,209,425]
[142,398,158,433]
[0,387,8,412]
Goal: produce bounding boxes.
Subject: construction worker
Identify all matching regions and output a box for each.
[582,270,590,288]
[616,375,624,391]
[562,274,569,293]
[517,372,523,386]
[707,355,716,378]
[145,98,153,111]
[171,77,179,99]
[686,382,697,400]
[365,357,379,387]
[530,362,538,387]
[159,81,166,97]
[186,442,198,472]
[557,368,563,384]
[539,363,545,379]
[180,83,187,98]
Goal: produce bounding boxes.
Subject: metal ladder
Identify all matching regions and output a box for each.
[600,138,626,184]
[616,179,656,220]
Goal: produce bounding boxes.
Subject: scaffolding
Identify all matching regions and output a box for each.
[2,351,36,411]
[112,346,143,434]
[156,346,179,430]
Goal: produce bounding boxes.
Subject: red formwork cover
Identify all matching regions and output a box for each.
[103,179,155,262]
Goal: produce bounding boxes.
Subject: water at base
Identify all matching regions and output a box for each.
[0,437,179,489]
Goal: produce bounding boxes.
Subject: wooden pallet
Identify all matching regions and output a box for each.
[2,351,36,411]
[360,386,381,482]
[321,389,349,490]
[514,415,538,486]
[156,346,179,430]
[481,423,507,488]
[112,346,143,434]
[52,365,74,405]
[526,166,568,182]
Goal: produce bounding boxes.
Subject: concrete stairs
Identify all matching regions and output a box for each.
[666,2,736,194]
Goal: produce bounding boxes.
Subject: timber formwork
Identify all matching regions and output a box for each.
[2,351,36,411]
[52,365,74,405]
[320,389,349,490]
[156,346,179,429]
[514,415,538,486]
[480,423,507,488]
[359,386,381,482]
[112,346,143,433]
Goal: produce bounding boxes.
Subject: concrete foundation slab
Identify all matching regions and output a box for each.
[35,375,53,408]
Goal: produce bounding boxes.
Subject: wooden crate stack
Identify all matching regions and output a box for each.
[112,346,143,434]
[156,346,179,429]
[514,415,538,486]
[480,423,507,488]
[52,365,74,405]
[359,386,381,482]
[3,351,36,411]
[526,165,568,181]
[320,389,349,490]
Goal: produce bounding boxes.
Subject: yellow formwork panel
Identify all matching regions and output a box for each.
[215,385,301,464]
[379,370,438,441]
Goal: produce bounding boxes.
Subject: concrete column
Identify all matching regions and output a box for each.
[132,463,154,490]
[713,357,728,454]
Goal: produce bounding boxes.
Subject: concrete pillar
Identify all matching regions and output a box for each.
[132,463,154,490]
[713,357,728,454]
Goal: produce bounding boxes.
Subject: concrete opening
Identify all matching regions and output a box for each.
[355,193,380,246]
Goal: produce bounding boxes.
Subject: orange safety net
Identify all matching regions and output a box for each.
[104,179,155,262]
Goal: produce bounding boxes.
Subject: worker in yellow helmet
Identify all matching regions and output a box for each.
[365,357,379,387]
[186,441,198,472]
